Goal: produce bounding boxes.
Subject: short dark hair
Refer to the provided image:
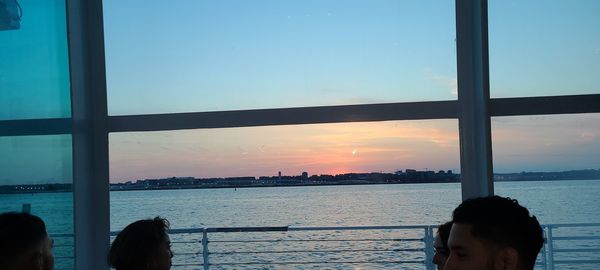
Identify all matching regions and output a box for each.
[452,196,543,269]
[108,217,170,270]
[0,212,48,266]
[437,221,453,249]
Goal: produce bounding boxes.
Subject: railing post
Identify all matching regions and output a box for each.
[540,225,547,270]
[202,228,209,270]
[22,203,31,213]
[546,226,554,270]
[425,226,435,270]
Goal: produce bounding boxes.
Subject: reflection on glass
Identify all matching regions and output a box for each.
[0,0,71,120]
[489,0,600,98]
[104,1,457,115]
[0,135,73,269]
[0,135,72,185]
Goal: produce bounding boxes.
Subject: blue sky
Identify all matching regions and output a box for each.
[103,0,458,114]
[488,0,600,97]
[102,0,600,115]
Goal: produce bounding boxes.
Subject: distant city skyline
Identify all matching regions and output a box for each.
[3,166,600,186]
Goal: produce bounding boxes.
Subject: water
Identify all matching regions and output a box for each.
[1,180,599,269]
[110,182,461,230]
[109,180,600,230]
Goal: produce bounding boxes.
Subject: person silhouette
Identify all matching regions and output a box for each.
[0,212,54,270]
[445,196,543,270]
[109,217,173,270]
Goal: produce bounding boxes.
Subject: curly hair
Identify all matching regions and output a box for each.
[108,217,171,270]
[452,196,543,269]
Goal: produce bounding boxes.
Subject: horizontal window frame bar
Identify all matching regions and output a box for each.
[108,94,600,132]
[0,94,598,136]
[108,101,458,132]
[490,94,600,117]
[0,118,72,136]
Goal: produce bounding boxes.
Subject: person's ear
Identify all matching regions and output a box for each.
[494,247,519,270]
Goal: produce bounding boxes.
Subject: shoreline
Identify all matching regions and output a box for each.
[2,178,600,194]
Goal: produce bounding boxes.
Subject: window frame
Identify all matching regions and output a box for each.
[0,0,599,269]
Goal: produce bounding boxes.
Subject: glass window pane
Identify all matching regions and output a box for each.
[492,113,600,268]
[104,1,457,115]
[0,0,71,120]
[0,135,73,269]
[109,120,460,229]
[492,113,600,224]
[489,0,600,98]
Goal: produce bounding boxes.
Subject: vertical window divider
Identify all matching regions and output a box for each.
[67,0,110,269]
[455,0,494,199]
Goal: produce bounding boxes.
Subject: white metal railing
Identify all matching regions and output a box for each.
[544,223,600,270]
[165,225,433,270]
[166,223,600,270]
[50,223,600,270]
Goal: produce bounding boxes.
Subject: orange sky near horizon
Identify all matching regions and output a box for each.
[0,114,597,185]
[109,119,461,182]
[107,113,600,183]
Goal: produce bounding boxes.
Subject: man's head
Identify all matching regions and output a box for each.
[0,212,54,270]
[109,217,173,270]
[445,196,543,270]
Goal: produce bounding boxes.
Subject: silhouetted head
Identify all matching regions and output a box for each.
[445,196,544,270]
[109,217,173,270]
[0,212,53,270]
[432,221,452,270]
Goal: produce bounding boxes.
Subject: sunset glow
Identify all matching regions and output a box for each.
[109,120,460,182]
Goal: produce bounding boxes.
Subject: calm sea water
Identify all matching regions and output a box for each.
[108,180,600,230]
[1,180,599,269]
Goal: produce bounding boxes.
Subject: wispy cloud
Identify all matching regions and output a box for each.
[424,70,458,97]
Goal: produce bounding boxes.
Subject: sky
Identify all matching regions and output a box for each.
[0,0,599,184]
[108,120,461,182]
[103,0,458,114]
